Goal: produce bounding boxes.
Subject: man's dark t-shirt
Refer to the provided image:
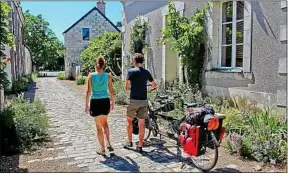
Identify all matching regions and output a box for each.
[127,67,153,100]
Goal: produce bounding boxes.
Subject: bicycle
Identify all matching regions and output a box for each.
[144,86,226,172]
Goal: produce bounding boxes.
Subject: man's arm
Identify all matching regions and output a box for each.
[151,80,157,89]
[125,70,131,91]
[125,80,131,91]
[148,71,157,89]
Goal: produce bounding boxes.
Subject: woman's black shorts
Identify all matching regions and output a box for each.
[90,98,110,117]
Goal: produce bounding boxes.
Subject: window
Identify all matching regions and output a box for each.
[219,1,244,68]
[82,28,90,40]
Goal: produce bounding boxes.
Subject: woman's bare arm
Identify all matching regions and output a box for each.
[85,73,92,107]
[108,74,114,105]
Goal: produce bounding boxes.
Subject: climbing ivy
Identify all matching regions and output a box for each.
[129,15,149,60]
[158,2,211,89]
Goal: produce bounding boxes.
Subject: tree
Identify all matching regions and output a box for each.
[23,11,64,71]
[129,15,149,55]
[158,2,210,88]
[116,21,122,27]
[79,32,122,76]
[0,0,13,90]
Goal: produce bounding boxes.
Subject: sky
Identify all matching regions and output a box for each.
[21,1,123,43]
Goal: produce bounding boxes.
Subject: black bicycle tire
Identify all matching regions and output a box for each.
[151,118,159,137]
[189,134,219,172]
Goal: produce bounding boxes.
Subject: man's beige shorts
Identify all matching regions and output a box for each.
[127,99,148,119]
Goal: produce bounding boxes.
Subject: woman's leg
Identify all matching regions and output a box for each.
[100,115,112,147]
[95,116,105,152]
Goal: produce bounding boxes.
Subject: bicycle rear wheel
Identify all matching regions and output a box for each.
[188,132,219,172]
[145,115,159,141]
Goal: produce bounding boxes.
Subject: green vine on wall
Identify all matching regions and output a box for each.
[158,2,211,89]
[129,15,149,65]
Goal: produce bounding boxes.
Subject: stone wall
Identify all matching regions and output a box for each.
[24,46,32,75]
[123,1,287,108]
[1,1,32,109]
[5,1,32,83]
[64,8,119,79]
[205,1,287,108]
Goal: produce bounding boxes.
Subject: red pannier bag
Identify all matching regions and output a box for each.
[179,123,205,157]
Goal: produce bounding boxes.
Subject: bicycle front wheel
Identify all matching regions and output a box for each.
[189,132,219,172]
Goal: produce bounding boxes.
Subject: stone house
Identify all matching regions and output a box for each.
[121,1,287,108]
[3,0,32,83]
[0,0,32,109]
[63,1,121,80]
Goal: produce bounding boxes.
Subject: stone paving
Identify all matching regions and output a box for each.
[30,77,238,172]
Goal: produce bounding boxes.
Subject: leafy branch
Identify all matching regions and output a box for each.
[0,0,13,90]
[129,15,149,55]
[78,32,122,76]
[158,2,211,88]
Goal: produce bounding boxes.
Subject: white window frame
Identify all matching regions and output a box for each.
[82,28,90,41]
[218,1,244,69]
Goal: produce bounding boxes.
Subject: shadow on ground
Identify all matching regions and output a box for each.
[100,154,140,172]
[142,137,243,173]
[210,168,242,173]
[24,82,37,102]
[0,155,28,172]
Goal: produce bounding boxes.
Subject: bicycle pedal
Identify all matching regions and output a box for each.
[180,163,186,169]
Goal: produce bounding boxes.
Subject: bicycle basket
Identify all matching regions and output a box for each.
[179,123,206,157]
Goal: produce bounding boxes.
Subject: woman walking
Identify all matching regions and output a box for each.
[85,57,114,155]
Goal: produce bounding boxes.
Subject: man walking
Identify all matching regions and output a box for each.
[123,53,157,152]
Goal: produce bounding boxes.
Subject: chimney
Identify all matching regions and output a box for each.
[97,1,106,15]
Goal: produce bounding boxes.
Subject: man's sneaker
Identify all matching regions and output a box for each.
[123,142,133,149]
[136,146,143,153]
[107,145,114,152]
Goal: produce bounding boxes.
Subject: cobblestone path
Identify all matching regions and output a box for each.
[30,78,242,172]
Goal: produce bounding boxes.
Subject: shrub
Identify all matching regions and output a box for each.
[115,91,129,105]
[79,32,122,76]
[0,68,10,92]
[11,77,30,94]
[113,78,128,105]
[76,76,86,85]
[25,74,33,83]
[243,108,287,163]
[24,73,38,83]
[31,72,38,81]
[221,108,249,135]
[224,107,287,164]
[0,106,19,155]
[0,96,49,155]
[209,95,287,164]
[57,72,65,80]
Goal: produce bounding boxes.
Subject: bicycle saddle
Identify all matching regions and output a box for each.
[184,102,198,108]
